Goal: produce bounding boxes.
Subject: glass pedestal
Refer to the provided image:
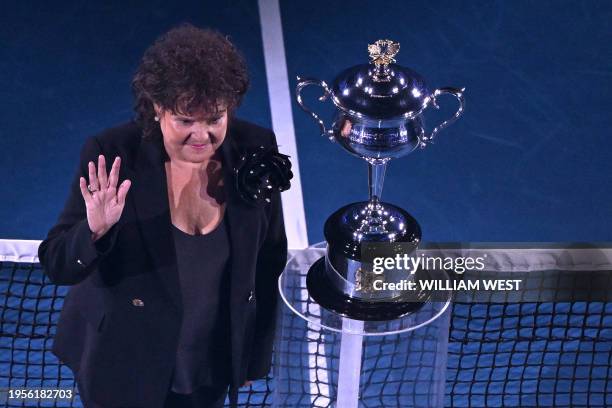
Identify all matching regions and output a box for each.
[273,245,452,408]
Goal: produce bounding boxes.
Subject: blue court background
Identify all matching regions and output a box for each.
[1,0,611,243]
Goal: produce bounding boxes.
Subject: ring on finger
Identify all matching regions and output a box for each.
[87,184,99,193]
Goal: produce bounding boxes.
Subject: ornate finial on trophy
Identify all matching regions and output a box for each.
[368,39,400,82]
[368,39,400,67]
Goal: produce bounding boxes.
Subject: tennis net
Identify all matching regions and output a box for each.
[1,242,611,407]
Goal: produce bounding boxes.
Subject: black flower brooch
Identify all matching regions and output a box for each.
[234,146,293,205]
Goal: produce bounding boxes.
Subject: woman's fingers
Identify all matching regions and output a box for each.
[97,155,108,189]
[108,156,120,189]
[87,161,98,191]
[116,179,131,206]
[79,177,93,206]
[85,155,131,207]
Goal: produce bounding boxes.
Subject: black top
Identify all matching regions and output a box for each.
[170,216,231,394]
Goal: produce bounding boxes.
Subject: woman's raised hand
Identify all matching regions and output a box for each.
[78,155,131,241]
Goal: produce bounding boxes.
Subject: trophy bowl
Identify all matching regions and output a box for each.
[296,39,465,320]
[331,112,424,161]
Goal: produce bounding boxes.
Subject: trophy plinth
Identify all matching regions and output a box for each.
[296,39,465,320]
[306,202,428,321]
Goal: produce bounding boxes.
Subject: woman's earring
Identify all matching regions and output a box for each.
[154,116,159,122]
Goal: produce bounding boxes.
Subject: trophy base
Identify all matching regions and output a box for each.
[306,256,431,321]
[325,201,422,263]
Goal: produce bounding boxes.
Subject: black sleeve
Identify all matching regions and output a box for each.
[246,131,289,379]
[38,136,121,286]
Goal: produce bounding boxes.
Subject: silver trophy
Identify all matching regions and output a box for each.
[296,39,465,320]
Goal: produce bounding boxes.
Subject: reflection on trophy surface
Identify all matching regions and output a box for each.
[296,39,465,320]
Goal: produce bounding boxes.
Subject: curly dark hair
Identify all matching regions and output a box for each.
[132,23,249,140]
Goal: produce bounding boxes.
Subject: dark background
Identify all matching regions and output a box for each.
[2,0,611,244]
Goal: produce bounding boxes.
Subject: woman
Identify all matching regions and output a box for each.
[38,24,291,408]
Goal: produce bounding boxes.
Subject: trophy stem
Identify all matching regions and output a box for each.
[355,159,390,235]
[367,159,387,203]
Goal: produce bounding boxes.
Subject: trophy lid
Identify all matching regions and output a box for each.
[329,40,430,120]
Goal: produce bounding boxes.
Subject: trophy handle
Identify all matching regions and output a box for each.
[421,87,466,147]
[296,77,334,140]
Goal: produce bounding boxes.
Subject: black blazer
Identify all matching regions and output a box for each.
[38,119,288,408]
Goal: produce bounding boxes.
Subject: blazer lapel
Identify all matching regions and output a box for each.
[220,126,262,302]
[220,124,264,387]
[130,137,183,313]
